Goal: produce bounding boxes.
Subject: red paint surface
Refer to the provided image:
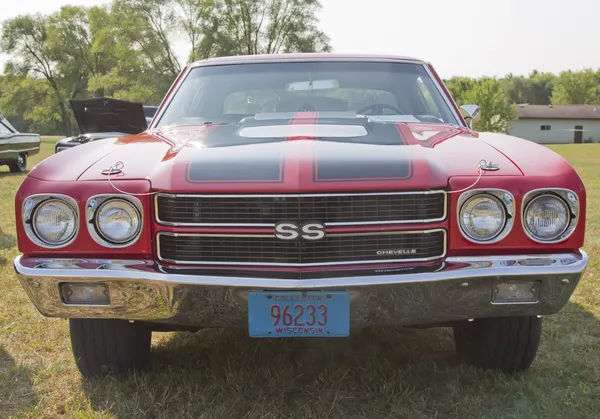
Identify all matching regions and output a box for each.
[16,59,587,266]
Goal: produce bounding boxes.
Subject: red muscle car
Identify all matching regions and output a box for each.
[13,54,587,378]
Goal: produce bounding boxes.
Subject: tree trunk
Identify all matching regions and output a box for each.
[58,102,72,136]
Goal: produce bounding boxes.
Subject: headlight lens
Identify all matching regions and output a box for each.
[32,199,78,245]
[459,194,506,241]
[95,199,141,244]
[524,194,570,241]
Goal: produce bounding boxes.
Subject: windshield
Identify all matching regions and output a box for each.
[156,61,459,127]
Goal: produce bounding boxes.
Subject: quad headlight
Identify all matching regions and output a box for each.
[23,195,79,247]
[33,199,78,245]
[458,189,514,244]
[87,195,143,247]
[96,199,141,244]
[522,189,578,243]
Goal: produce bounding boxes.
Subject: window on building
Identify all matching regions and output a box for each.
[540,125,551,131]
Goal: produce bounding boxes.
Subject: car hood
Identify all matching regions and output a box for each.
[70,98,148,135]
[30,115,573,192]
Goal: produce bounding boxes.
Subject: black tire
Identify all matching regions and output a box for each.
[69,319,152,378]
[9,153,27,173]
[453,316,542,373]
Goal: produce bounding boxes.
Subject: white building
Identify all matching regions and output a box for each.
[509,104,600,144]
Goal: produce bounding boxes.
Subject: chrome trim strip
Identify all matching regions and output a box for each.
[154,191,447,227]
[156,229,447,267]
[86,194,144,248]
[457,189,515,244]
[421,63,464,127]
[189,57,425,68]
[2,146,40,154]
[521,188,580,244]
[157,190,447,198]
[22,194,79,249]
[14,251,588,289]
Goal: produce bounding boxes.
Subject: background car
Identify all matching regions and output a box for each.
[0,110,40,172]
[54,98,156,153]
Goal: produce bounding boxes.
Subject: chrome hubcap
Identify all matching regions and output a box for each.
[18,155,24,166]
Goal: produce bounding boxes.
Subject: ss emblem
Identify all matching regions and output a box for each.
[275,221,326,241]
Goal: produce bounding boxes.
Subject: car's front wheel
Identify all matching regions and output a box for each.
[453,315,542,372]
[9,153,27,173]
[69,319,152,378]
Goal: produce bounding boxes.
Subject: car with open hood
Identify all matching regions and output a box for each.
[54,98,156,153]
[13,53,587,378]
[0,111,40,172]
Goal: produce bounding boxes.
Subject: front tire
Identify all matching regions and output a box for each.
[69,319,152,378]
[453,316,542,372]
[9,153,27,173]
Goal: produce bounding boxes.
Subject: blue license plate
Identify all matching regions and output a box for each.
[248,291,350,338]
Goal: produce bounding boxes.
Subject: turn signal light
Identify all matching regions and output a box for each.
[60,283,110,305]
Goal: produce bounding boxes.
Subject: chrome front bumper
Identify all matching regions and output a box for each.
[14,252,588,328]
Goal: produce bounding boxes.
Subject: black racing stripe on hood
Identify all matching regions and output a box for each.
[185,142,285,183]
[313,122,413,182]
[184,120,289,184]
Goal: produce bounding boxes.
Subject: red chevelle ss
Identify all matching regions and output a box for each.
[13,54,587,377]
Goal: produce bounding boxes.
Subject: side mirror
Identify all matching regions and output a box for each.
[460,104,480,129]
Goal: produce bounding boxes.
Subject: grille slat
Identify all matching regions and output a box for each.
[158,230,446,266]
[156,192,446,226]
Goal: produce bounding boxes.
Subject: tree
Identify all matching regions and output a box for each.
[461,78,516,133]
[552,69,600,105]
[110,0,181,78]
[527,70,555,105]
[0,68,64,134]
[212,0,331,56]
[0,13,78,134]
[499,71,555,105]
[445,76,476,106]
[173,0,217,62]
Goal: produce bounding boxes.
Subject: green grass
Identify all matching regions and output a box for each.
[0,139,599,418]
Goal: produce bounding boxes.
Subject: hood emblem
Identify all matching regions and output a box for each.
[479,160,500,172]
[101,161,124,175]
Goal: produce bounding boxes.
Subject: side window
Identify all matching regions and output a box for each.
[0,122,12,134]
[416,77,442,118]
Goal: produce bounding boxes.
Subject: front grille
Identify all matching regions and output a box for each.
[156,192,446,226]
[158,229,446,266]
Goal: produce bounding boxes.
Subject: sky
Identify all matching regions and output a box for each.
[1,0,599,79]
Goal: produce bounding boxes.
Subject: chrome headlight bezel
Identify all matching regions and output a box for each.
[22,194,79,248]
[457,189,515,244]
[522,188,579,243]
[86,194,143,248]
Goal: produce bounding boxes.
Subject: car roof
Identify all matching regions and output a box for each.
[190,53,425,68]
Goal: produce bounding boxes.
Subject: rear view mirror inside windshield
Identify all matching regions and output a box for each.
[286,79,339,91]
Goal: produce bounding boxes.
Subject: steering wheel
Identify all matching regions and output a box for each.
[298,103,316,112]
[357,103,407,115]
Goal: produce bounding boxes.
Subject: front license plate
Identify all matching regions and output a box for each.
[248,291,350,338]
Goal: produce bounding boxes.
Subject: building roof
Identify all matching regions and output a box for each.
[517,104,600,120]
